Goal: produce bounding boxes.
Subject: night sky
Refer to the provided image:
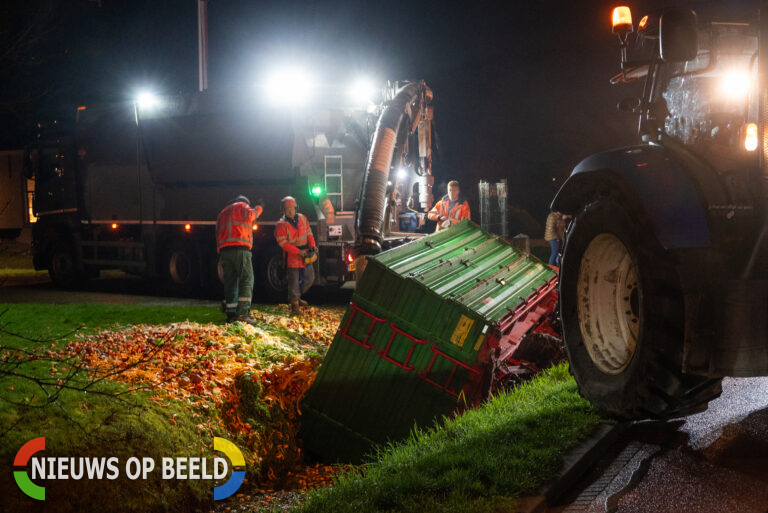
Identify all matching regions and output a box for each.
[0,0,706,226]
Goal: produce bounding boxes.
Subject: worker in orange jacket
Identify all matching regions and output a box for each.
[274,196,316,315]
[216,195,262,324]
[427,180,471,231]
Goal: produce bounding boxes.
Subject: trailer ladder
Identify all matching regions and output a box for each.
[324,155,343,212]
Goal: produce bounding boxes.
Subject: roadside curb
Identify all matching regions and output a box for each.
[543,422,627,503]
[513,423,627,513]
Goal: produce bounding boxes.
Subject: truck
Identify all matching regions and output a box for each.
[29,81,435,298]
[554,3,768,418]
[0,150,33,240]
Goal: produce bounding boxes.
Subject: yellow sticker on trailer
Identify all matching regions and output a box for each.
[450,315,474,347]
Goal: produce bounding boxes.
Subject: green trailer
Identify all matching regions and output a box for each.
[300,220,560,462]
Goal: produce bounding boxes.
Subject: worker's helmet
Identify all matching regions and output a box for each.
[281,196,297,209]
[230,195,251,206]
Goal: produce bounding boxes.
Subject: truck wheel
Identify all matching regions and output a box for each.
[164,241,200,294]
[48,242,80,288]
[559,196,721,419]
[258,248,288,302]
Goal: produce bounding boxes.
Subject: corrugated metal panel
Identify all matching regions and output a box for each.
[301,220,557,462]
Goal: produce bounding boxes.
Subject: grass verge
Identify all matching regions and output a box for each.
[296,364,603,513]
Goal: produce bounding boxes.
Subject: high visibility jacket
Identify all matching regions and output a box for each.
[427,195,471,232]
[275,213,316,268]
[216,202,260,253]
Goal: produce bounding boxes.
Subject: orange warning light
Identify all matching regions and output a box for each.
[612,6,633,33]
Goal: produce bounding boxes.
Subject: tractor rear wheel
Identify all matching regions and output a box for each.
[560,196,721,419]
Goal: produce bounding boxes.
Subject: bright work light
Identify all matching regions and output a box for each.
[721,70,753,100]
[265,69,315,106]
[311,185,323,197]
[397,168,407,180]
[349,78,376,105]
[136,91,161,111]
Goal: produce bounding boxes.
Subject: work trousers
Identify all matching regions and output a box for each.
[219,246,254,316]
[287,263,315,302]
[548,239,561,267]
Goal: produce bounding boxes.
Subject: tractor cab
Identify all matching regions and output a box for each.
[552,2,768,420]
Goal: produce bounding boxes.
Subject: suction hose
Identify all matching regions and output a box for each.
[355,82,422,255]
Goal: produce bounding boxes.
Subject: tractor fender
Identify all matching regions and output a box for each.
[551,145,710,249]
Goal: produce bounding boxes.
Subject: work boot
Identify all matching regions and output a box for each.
[225,312,238,323]
[290,300,301,316]
[298,299,309,307]
[236,315,259,326]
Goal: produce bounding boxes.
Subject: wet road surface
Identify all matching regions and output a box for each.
[557,377,768,513]
[614,377,768,513]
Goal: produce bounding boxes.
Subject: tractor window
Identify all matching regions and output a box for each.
[656,28,757,148]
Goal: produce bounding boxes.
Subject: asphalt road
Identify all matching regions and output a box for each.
[615,377,768,513]
[558,377,768,513]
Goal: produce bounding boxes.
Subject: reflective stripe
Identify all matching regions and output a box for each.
[237,297,251,302]
[223,236,252,244]
[226,303,238,308]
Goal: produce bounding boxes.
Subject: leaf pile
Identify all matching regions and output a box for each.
[58,306,346,491]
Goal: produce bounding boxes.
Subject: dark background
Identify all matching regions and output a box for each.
[0,0,703,228]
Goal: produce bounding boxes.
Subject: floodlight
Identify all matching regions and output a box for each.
[265,69,315,106]
[349,78,376,105]
[136,91,161,111]
[720,71,752,100]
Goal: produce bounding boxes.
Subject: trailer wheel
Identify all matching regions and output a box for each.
[560,196,721,419]
[48,242,80,288]
[258,248,288,301]
[164,241,200,294]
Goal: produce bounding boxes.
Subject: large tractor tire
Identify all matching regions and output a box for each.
[560,196,721,419]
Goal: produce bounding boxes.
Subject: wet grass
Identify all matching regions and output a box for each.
[297,364,603,513]
[0,303,222,341]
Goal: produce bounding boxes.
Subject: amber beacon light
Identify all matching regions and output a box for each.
[612,6,633,33]
[745,123,758,152]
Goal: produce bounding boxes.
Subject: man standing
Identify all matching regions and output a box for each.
[427,180,471,231]
[544,210,566,267]
[274,196,316,315]
[216,195,262,324]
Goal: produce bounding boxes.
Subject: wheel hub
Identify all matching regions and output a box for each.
[577,233,640,375]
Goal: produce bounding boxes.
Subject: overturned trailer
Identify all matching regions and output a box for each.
[300,220,560,462]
